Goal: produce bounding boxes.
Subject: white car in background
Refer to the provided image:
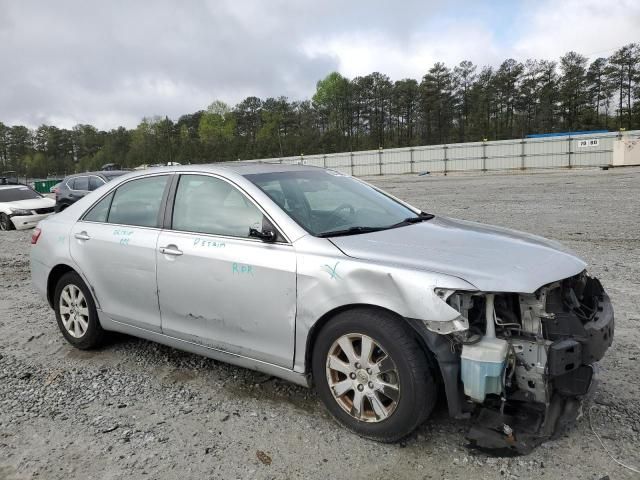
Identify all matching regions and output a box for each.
[0,185,56,230]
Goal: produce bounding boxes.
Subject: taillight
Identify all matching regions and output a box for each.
[31,228,42,245]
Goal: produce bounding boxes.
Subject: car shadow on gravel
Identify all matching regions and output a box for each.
[100,332,323,416]
[94,332,461,444]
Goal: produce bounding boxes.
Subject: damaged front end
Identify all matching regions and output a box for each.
[432,271,614,455]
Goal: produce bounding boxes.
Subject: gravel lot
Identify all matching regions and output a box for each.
[1,167,639,480]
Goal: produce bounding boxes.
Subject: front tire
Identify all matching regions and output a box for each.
[0,213,14,230]
[54,271,105,349]
[312,308,436,442]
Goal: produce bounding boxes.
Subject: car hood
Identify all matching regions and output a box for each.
[4,197,55,210]
[329,216,586,293]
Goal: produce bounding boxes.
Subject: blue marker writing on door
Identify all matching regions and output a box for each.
[322,262,341,280]
[193,238,226,249]
[113,229,133,246]
[232,263,253,275]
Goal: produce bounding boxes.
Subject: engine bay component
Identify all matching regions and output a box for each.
[460,294,509,402]
[466,395,582,455]
[509,338,550,404]
[438,272,615,455]
[547,339,582,376]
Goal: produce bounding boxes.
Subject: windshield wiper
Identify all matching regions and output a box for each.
[317,226,388,238]
[389,211,435,228]
[318,212,434,238]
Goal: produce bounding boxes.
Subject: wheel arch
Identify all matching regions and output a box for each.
[46,263,79,308]
[304,303,464,419]
[304,303,439,379]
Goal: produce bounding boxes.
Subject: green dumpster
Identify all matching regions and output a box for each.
[33,179,62,194]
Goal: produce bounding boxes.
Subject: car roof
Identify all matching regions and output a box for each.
[64,170,129,179]
[143,162,323,176]
[0,184,30,190]
[220,162,323,175]
[60,163,327,185]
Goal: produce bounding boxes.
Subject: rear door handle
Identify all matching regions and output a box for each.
[74,231,90,241]
[159,245,183,256]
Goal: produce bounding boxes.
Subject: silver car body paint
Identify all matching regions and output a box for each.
[30,164,589,386]
[329,216,587,294]
[290,233,475,372]
[156,184,298,368]
[69,219,164,332]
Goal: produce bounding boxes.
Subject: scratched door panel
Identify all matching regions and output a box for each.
[69,221,162,331]
[156,230,297,368]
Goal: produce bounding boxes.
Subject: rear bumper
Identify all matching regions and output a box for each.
[10,213,53,230]
[30,257,49,302]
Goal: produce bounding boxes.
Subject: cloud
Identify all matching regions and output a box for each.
[302,23,502,80]
[0,0,339,129]
[0,0,636,130]
[512,0,640,61]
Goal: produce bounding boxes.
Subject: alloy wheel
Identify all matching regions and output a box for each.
[59,284,90,338]
[325,333,400,423]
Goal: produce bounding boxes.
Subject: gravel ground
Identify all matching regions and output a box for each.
[1,167,639,480]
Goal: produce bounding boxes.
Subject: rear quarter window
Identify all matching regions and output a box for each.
[89,176,105,191]
[83,192,114,223]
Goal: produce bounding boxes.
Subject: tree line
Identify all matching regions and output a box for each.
[1,44,639,178]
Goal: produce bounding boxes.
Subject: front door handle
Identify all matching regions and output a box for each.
[159,245,183,256]
[74,231,91,241]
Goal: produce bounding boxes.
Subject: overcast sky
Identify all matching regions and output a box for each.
[1,0,638,130]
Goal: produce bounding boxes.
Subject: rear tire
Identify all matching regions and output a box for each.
[0,213,15,231]
[54,271,105,349]
[312,308,436,442]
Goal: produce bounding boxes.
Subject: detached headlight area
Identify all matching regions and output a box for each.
[425,274,615,454]
[424,288,479,335]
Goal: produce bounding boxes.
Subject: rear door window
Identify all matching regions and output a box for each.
[73,176,89,191]
[107,176,169,228]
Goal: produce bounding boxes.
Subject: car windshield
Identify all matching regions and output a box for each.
[0,186,42,202]
[245,169,426,236]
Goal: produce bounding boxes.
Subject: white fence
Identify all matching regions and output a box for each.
[249,130,640,176]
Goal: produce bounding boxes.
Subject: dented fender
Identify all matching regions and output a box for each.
[292,235,476,372]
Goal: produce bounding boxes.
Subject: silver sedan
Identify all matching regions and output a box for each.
[30,164,613,452]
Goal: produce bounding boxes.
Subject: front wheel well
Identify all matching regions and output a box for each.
[47,264,76,307]
[304,304,438,381]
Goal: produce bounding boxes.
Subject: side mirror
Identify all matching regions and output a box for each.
[249,227,277,243]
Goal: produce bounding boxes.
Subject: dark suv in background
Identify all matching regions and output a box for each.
[55,170,127,212]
